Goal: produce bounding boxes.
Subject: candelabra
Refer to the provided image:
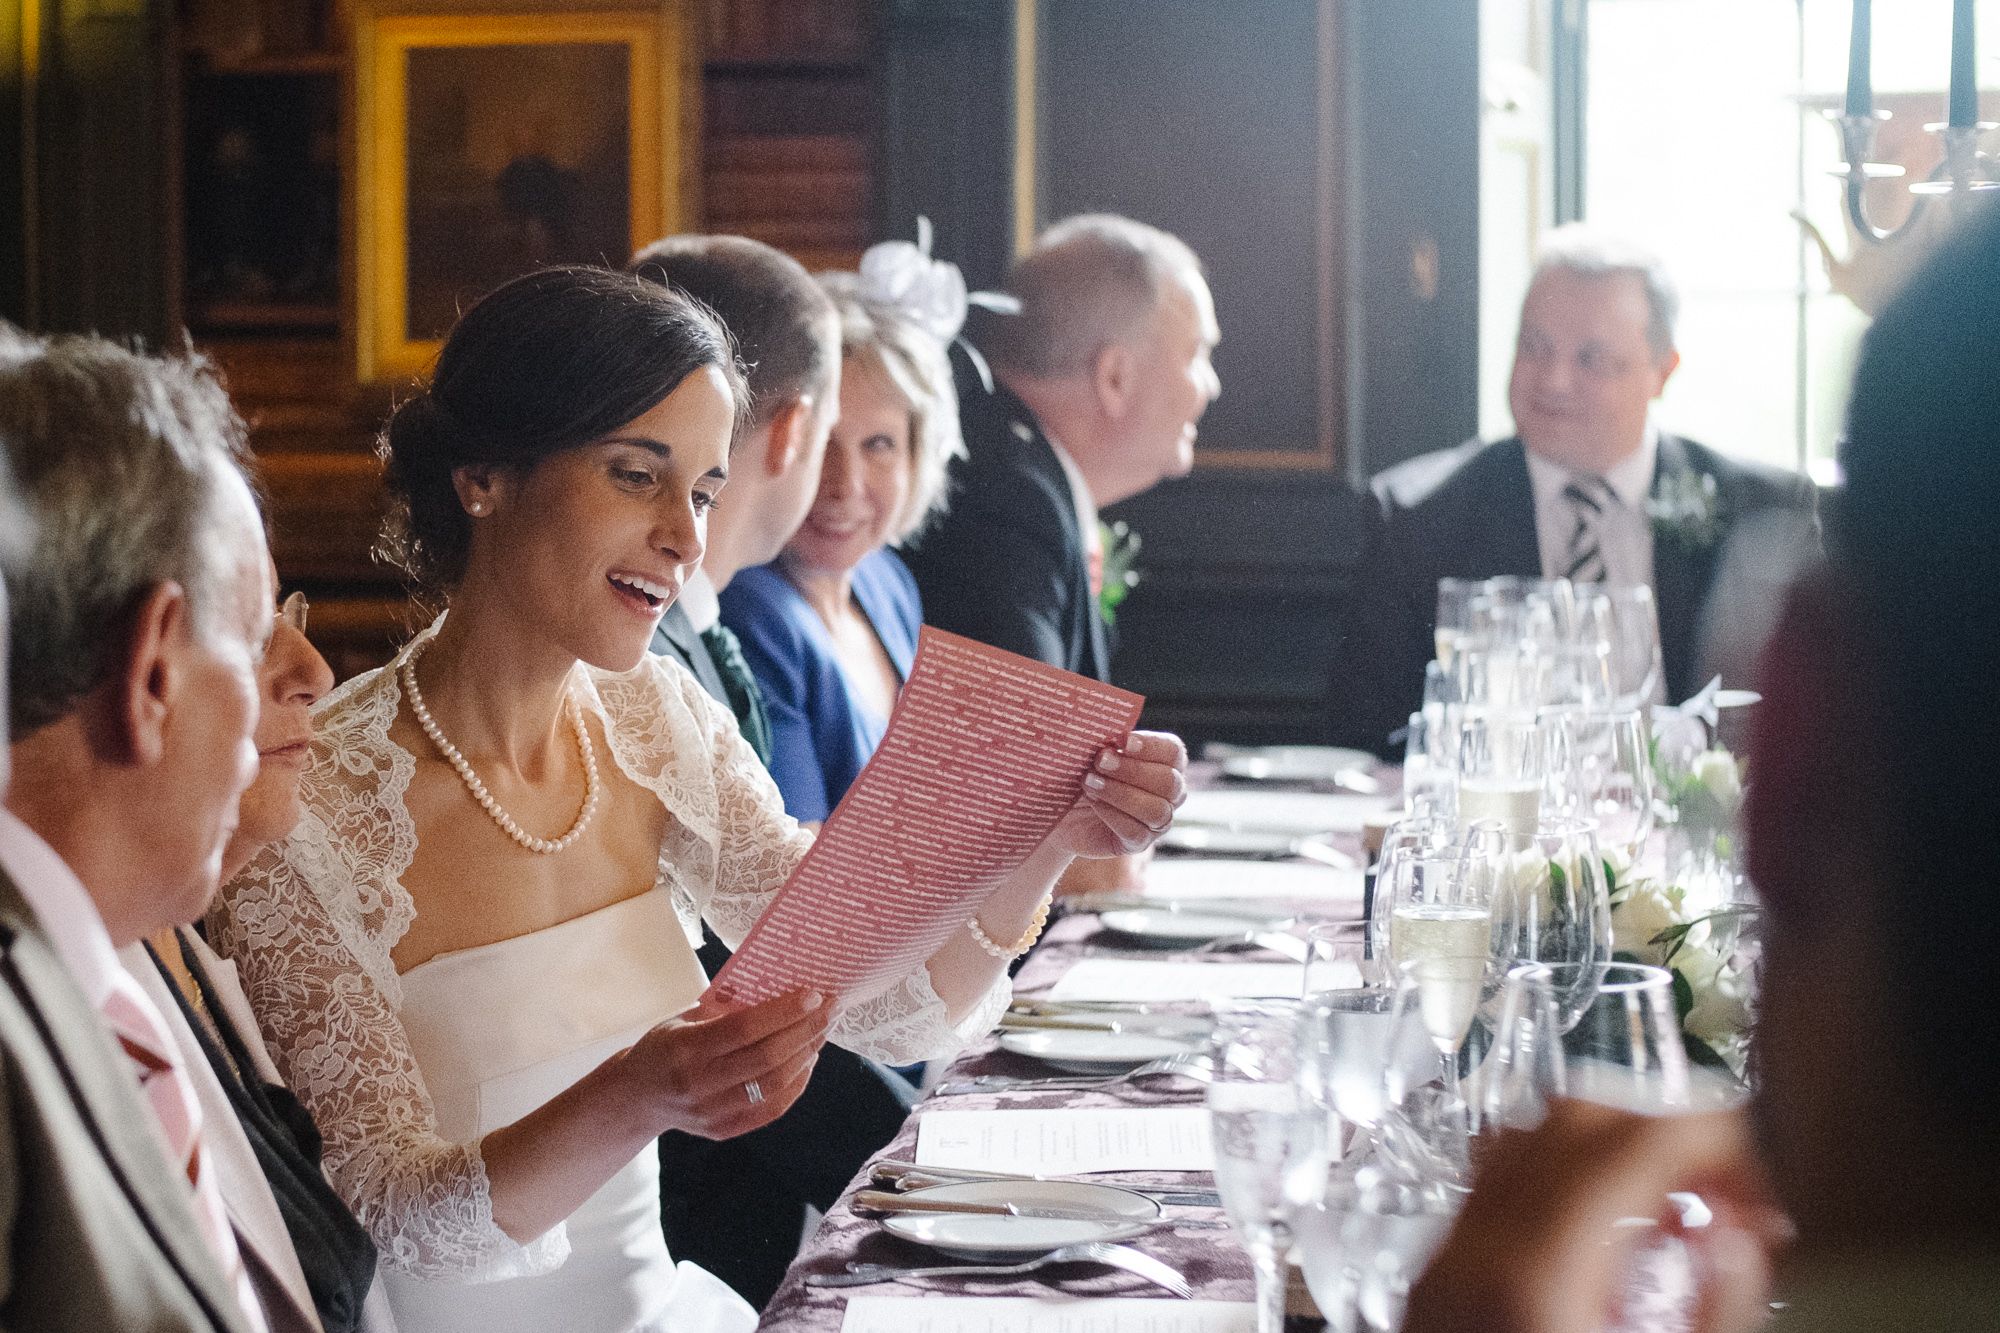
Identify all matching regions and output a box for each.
[1828,112,1999,246]
[1833,0,1998,246]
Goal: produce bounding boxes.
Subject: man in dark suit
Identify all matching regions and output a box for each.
[1330,227,1817,756]
[627,234,917,1309]
[0,338,273,1330]
[901,213,1222,683]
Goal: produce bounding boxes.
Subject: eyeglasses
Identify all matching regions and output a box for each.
[279,591,310,634]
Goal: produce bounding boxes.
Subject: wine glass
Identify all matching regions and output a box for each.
[1490,816,1613,1031]
[1576,583,1665,709]
[1366,815,1456,962]
[1548,707,1656,864]
[1207,1001,1332,1333]
[1453,712,1550,836]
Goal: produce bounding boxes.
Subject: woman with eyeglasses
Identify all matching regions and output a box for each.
[124,589,397,1333]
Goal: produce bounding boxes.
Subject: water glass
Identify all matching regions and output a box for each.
[1487,962,1703,1122]
[1207,1001,1332,1333]
[1302,920,1378,997]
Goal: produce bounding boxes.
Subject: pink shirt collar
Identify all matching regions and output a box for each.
[0,806,127,1009]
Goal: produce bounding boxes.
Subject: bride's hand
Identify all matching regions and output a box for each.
[1044,731,1188,862]
[624,989,832,1140]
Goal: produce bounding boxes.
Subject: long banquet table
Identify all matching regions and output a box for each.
[756,777,1379,1331]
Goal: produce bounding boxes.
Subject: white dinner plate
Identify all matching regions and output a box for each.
[880,1180,1160,1259]
[997,1026,1197,1072]
[1175,788,1393,838]
[1099,907,1275,946]
[1157,825,1303,857]
[1209,744,1376,785]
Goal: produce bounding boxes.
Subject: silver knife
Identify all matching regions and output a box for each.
[870,1163,1222,1208]
[850,1189,1122,1222]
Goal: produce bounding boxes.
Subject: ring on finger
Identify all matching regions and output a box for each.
[744,1079,765,1106]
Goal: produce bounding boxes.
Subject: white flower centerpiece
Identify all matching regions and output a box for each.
[1606,857,1758,1081]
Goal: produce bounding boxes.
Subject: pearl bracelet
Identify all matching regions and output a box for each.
[967,891,1053,961]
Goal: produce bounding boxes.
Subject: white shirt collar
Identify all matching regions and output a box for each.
[1523,423,1659,511]
[677,569,721,634]
[0,806,126,1009]
[1038,429,1099,547]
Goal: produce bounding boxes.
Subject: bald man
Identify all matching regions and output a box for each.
[900,213,1220,682]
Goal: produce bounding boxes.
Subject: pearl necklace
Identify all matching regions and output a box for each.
[399,640,600,855]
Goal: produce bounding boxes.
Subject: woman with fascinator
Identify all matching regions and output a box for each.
[719,231,998,822]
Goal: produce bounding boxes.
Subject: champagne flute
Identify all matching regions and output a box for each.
[1433,577,1482,668]
[1208,1001,1331,1333]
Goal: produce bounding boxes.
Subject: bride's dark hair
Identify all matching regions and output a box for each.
[379,264,749,593]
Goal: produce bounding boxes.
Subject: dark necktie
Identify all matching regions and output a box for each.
[1562,474,1617,583]
[700,623,773,766]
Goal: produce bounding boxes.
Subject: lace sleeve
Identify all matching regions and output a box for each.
[685,674,1012,1063]
[210,679,568,1282]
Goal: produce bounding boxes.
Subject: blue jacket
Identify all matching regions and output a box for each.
[717,548,921,821]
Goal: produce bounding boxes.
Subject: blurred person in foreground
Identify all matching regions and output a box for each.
[1401,203,2000,1332]
[0,336,274,1331]
[627,235,918,1308]
[1331,227,1816,757]
[719,254,964,822]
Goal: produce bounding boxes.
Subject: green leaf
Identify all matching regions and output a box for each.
[1671,967,1695,1021]
[1683,1034,1738,1077]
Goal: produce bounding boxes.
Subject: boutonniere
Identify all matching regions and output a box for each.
[1647,467,1724,551]
[1097,519,1143,625]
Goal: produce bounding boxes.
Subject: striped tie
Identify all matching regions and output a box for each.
[1562,475,1616,583]
[101,972,269,1333]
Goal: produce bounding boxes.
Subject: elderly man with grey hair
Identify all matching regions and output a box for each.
[901,212,1220,683]
[0,333,275,1331]
[1328,225,1817,756]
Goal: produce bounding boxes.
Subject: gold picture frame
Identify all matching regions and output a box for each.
[351,3,691,382]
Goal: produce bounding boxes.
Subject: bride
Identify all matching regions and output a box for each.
[213,265,1187,1333]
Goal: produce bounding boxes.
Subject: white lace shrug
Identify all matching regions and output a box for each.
[211,625,1009,1281]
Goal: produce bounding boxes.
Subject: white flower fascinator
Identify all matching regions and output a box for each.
[857,217,1020,392]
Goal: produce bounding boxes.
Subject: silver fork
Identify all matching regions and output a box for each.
[938,1051,1211,1095]
[805,1242,1193,1298]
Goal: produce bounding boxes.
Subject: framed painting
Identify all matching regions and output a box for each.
[352,2,691,381]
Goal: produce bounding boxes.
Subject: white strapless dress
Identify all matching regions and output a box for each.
[381,893,756,1333]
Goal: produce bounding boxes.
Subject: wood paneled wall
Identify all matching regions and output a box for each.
[3,0,1487,744]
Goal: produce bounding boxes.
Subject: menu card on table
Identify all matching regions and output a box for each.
[841,1298,1256,1333]
[915,1107,1215,1174]
[713,628,1144,1007]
